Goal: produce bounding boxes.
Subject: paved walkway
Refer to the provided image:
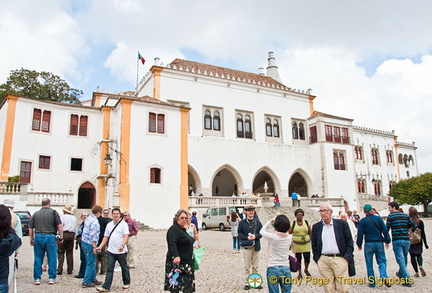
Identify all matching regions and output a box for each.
[15,218,432,292]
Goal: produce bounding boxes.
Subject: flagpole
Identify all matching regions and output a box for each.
[136,51,139,96]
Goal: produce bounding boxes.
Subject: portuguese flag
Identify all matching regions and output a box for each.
[138,52,145,65]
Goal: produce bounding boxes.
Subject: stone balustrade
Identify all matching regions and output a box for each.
[0,182,28,194]
[189,196,262,208]
[27,192,74,206]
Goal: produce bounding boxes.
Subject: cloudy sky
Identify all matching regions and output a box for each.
[1,0,431,173]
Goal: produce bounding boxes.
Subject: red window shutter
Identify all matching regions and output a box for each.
[32,109,41,131]
[341,128,349,143]
[41,111,51,132]
[157,114,165,134]
[333,152,339,170]
[150,168,161,183]
[70,114,78,135]
[149,113,156,132]
[39,155,51,169]
[150,168,155,183]
[79,116,88,136]
[309,126,317,143]
[339,153,345,170]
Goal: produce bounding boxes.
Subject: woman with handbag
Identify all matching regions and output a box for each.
[164,209,195,293]
[260,214,293,293]
[288,208,311,279]
[408,207,429,277]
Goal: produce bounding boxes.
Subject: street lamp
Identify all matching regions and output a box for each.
[104,153,112,165]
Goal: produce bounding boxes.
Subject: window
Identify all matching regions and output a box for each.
[20,161,32,183]
[70,114,78,135]
[333,126,341,143]
[409,155,414,166]
[273,120,280,137]
[245,115,252,138]
[149,113,156,132]
[70,115,88,136]
[333,151,346,170]
[41,110,51,132]
[355,146,363,160]
[371,148,379,165]
[389,180,396,191]
[150,167,161,183]
[299,123,305,140]
[236,111,253,139]
[325,125,333,142]
[32,109,51,132]
[398,154,403,164]
[357,179,366,194]
[309,126,317,143]
[157,114,165,133]
[236,114,244,138]
[39,155,51,169]
[32,109,41,131]
[204,110,212,130]
[373,180,381,196]
[71,158,83,171]
[149,112,165,134]
[213,111,220,131]
[341,128,349,143]
[79,116,88,136]
[266,118,272,136]
[386,150,393,164]
[292,122,298,139]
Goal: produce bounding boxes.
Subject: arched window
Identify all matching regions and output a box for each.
[245,115,252,138]
[292,122,298,139]
[265,118,272,136]
[386,150,393,163]
[273,120,280,137]
[204,110,212,130]
[409,155,414,166]
[371,149,379,165]
[213,111,220,131]
[404,154,409,167]
[236,114,244,138]
[299,123,305,140]
[398,153,403,164]
[374,181,381,196]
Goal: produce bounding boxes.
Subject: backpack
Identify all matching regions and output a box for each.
[410,228,422,245]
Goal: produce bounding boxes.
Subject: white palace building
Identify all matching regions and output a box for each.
[0,52,419,228]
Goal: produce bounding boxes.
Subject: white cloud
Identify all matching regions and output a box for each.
[1,0,431,172]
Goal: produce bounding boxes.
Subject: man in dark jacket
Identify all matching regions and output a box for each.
[357,204,391,288]
[312,202,353,293]
[238,205,262,290]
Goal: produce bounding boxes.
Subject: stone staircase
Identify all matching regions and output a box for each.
[255,205,322,224]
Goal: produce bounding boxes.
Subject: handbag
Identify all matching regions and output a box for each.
[410,228,422,245]
[193,247,205,270]
[240,239,255,248]
[289,255,300,272]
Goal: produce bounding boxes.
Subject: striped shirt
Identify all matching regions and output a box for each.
[386,211,416,241]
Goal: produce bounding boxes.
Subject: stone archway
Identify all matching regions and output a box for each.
[77,182,96,209]
[252,167,280,195]
[188,165,201,196]
[211,165,242,196]
[288,172,308,198]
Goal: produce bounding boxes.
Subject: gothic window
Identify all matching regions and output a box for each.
[299,123,305,140]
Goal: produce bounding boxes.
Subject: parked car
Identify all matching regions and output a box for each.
[201,206,244,231]
[14,210,31,235]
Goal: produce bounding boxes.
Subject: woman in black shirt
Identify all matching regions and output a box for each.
[164,209,195,292]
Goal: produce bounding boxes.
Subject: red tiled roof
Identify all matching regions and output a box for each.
[167,59,309,95]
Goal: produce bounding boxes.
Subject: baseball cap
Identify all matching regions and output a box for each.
[363,204,373,213]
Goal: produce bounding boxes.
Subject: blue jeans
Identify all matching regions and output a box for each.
[233,237,240,250]
[392,240,411,279]
[82,241,96,284]
[77,242,86,277]
[364,242,388,286]
[102,251,130,290]
[0,283,8,293]
[267,266,292,293]
[33,234,57,280]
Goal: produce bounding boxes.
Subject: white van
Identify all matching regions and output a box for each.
[201,206,243,231]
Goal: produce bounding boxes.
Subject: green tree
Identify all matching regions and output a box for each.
[389,173,432,216]
[0,68,82,104]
